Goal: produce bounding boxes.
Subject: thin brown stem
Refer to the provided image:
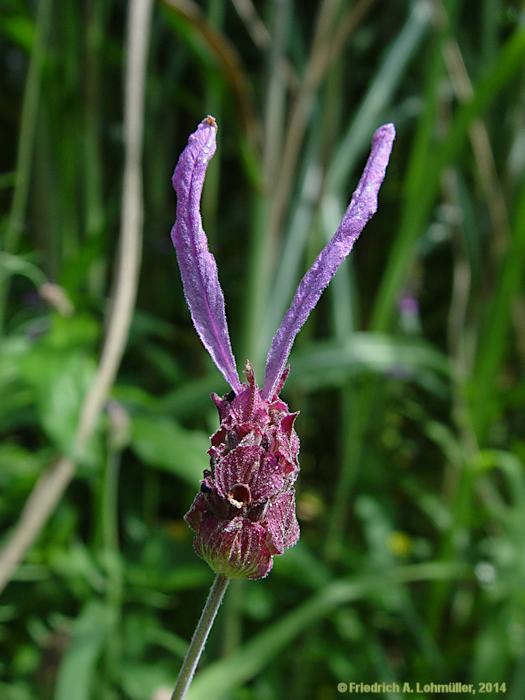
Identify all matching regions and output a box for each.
[442,37,509,256]
[267,0,375,247]
[433,0,509,261]
[0,0,153,595]
[231,0,298,90]
[162,0,261,153]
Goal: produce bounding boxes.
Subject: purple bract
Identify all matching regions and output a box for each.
[185,362,299,579]
[171,115,395,579]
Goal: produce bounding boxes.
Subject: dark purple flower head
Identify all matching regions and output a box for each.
[185,362,299,579]
[172,116,395,579]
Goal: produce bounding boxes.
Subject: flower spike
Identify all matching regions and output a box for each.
[171,118,395,580]
[263,123,396,399]
[171,116,241,392]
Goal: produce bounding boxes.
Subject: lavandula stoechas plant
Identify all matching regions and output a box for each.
[170,116,394,697]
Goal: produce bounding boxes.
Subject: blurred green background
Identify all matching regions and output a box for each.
[1,0,525,698]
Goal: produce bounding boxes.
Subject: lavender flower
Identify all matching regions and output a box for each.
[171,116,395,579]
[398,292,419,317]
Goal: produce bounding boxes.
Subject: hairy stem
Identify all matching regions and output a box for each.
[171,574,230,700]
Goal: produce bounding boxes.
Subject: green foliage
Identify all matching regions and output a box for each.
[54,601,110,700]
[130,415,209,488]
[1,0,525,698]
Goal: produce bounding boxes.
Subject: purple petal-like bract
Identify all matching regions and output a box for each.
[185,364,300,579]
[172,117,396,580]
[171,117,241,392]
[263,124,396,399]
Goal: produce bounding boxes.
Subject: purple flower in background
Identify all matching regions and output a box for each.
[398,292,419,317]
[171,116,395,579]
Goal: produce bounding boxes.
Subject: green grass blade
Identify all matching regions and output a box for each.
[186,563,468,700]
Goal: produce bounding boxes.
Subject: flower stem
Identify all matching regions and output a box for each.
[171,574,230,700]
